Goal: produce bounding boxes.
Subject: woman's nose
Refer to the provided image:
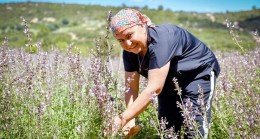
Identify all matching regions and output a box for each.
[125,40,133,48]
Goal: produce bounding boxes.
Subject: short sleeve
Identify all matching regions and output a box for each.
[148,25,184,69]
[123,50,138,72]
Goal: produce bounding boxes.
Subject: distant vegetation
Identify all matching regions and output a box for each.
[0,2,259,139]
[0,2,259,55]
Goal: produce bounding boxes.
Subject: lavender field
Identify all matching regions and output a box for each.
[0,14,259,139]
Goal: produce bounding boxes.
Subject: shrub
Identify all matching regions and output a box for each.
[47,23,59,31]
[62,18,69,25]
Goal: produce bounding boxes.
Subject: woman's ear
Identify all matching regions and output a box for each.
[142,24,147,34]
[137,24,147,35]
[140,23,146,28]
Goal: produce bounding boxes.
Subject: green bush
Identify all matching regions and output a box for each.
[47,23,59,31]
[37,25,51,38]
[62,18,69,25]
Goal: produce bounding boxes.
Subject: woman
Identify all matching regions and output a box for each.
[111,8,220,138]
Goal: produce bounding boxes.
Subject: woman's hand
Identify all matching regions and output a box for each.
[111,116,141,138]
[124,125,141,139]
[122,119,142,138]
[122,119,135,135]
[112,114,127,135]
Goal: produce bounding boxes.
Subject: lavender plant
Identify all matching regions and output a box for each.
[212,48,260,139]
[173,78,204,139]
[226,19,245,53]
[0,12,259,139]
[210,19,259,139]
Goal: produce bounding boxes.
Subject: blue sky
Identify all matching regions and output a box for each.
[0,0,260,13]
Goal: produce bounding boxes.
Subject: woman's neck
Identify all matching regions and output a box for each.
[139,47,147,58]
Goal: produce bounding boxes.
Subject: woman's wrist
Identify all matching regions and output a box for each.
[119,113,127,128]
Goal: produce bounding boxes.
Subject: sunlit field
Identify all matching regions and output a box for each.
[0,8,259,139]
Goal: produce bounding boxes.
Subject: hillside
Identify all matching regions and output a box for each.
[0,2,259,55]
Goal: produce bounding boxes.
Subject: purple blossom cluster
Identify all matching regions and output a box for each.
[214,48,259,138]
[0,11,259,139]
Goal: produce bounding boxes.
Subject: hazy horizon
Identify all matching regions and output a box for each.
[0,0,260,13]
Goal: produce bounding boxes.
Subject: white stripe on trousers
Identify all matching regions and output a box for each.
[203,70,215,138]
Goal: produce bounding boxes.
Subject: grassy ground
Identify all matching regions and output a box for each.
[0,3,259,138]
[0,2,259,56]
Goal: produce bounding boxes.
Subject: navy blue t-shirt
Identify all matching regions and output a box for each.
[123,24,220,94]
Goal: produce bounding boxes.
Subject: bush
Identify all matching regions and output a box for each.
[47,23,59,31]
[62,18,69,25]
[37,25,50,38]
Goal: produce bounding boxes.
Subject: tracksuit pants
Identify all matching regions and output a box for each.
[158,70,216,139]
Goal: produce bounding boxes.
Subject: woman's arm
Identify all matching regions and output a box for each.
[124,71,140,109]
[122,71,139,131]
[119,62,170,126]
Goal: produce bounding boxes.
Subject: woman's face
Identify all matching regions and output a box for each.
[114,24,147,54]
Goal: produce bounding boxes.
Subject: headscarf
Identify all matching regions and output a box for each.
[110,8,155,34]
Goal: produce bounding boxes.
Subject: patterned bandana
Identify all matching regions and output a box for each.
[110,8,154,34]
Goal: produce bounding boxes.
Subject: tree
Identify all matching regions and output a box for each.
[252,5,257,10]
[122,3,126,8]
[143,5,148,10]
[158,5,164,11]
[166,8,172,12]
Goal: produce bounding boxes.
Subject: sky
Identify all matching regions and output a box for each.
[0,0,260,13]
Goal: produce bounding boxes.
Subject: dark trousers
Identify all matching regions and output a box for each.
[158,71,216,139]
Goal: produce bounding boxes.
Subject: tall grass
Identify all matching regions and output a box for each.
[0,11,259,139]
